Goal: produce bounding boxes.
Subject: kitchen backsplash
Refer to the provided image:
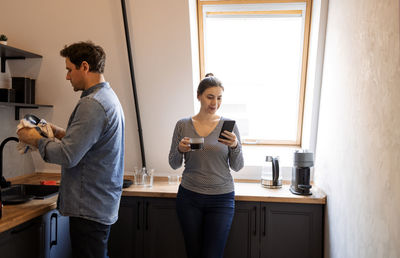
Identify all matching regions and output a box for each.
[0,107,36,179]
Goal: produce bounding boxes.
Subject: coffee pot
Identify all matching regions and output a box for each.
[290,150,314,195]
[261,156,282,189]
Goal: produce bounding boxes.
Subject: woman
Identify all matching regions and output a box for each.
[168,73,244,258]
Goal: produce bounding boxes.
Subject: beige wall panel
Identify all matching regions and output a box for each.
[314,0,400,257]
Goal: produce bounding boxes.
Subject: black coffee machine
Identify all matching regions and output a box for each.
[290,150,314,195]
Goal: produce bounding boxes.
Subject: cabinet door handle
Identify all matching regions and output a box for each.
[253,206,257,236]
[262,206,266,236]
[50,213,58,247]
[145,201,149,230]
[137,202,141,230]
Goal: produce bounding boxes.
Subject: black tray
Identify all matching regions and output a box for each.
[123,179,133,188]
[2,194,35,205]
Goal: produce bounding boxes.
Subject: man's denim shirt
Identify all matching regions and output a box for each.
[38,82,125,225]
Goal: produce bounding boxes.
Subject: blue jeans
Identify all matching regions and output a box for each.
[69,217,111,258]
[176,185,235,258]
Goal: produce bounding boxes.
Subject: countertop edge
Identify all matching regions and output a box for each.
[0,197,57,233]
[0,173,326,234]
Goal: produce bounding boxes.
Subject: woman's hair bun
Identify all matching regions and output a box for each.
[197,72,223,95]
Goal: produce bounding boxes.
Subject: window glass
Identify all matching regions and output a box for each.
[198,2,310,146]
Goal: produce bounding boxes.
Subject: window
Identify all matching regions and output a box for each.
[197,0,312,147]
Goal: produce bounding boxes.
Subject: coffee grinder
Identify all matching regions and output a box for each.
[290,150,314,195]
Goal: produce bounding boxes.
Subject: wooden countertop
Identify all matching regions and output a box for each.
[122,176,326,205]
[0,196,57,233]
[0,173,326,233]
[0,173,61,233]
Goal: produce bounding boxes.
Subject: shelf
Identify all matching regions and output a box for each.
[0,102,53,120]
[0,44,42,73]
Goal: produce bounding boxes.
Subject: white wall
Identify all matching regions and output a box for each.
[1,0,144,174]
[1,0,322,180]
[0,107,35,179]
[0,0,197,177]
[314,0,400,257]
[126,0,195,175]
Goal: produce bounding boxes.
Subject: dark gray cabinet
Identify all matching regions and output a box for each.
[0,217,42,258]
[261,202,323,258]
[224,201,323,258]
[41,209,71,258]
[224,201,259,258]
[108,197,142,258]
[142,198,186,258]
[0,210,71,258]
[108,197,186,258]
[109,197,323,258]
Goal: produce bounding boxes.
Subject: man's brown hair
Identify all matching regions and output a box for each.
[60,41,106,73]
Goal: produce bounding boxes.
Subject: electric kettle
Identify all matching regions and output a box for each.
[261,156,282,189]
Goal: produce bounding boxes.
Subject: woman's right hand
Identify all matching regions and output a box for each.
[178,137,191,153]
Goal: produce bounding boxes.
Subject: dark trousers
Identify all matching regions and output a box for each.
[176,185,235,258]
[69,217,111,258]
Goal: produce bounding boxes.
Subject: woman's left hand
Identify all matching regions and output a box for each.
[218,131,238,148]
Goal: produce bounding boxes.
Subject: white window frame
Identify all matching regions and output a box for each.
[197,0,313,147]
[188,0,328,179]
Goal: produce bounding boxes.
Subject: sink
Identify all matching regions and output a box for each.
[1,184,59,205]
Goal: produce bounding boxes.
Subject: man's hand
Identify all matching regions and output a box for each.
[17,128,42,148]
[49,123,66,140]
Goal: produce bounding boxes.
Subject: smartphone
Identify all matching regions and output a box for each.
[219,120,236,140]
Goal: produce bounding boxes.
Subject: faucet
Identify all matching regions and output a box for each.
[0,137,19,188]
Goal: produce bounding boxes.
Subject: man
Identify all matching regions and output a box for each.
[17,41,125,258]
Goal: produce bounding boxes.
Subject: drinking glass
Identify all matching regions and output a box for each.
[168,175,181,184]
[189,137,204,151]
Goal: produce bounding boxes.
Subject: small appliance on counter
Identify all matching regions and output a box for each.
[290,150,314,195]
[261,156,282,189]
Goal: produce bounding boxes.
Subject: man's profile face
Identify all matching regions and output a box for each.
[65,58,85,92]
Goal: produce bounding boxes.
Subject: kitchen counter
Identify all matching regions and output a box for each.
[0,173,60,233]
[123,178,326,204]
[0,195,57,233]
[0,173,326,233]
